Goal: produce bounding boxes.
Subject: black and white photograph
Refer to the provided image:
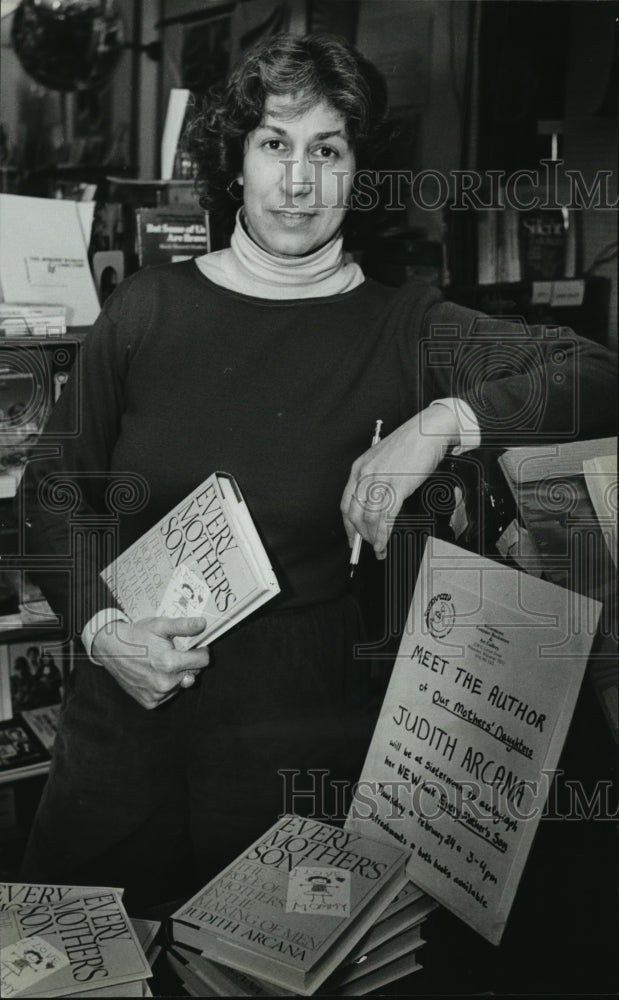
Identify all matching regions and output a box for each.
[0,1,616,997]
[3,639,65,712]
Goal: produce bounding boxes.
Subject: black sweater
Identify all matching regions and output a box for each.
[22,261,617,636]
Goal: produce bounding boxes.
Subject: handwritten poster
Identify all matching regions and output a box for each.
[347,537,601,943]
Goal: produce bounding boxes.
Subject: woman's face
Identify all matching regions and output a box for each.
[239,95,355,258]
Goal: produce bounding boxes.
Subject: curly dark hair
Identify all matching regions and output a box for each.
[184,32,389,244]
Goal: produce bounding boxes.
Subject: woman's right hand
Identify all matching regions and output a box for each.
[90,617,210,710]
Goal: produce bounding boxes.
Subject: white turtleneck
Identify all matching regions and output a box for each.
[194,210,364,299]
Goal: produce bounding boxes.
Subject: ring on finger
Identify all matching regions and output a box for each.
[180,670,197,689]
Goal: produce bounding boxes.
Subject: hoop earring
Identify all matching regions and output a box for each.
[227,178,244,202]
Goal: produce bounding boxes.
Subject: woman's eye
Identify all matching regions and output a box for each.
[264,139,285,151]
[312,146,338,160]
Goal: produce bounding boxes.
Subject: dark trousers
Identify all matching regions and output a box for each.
[21,596,374,910]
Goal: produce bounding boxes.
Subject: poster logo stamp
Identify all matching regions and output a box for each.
[425,593,455,638]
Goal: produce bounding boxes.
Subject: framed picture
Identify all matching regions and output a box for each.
[0,638,71,721]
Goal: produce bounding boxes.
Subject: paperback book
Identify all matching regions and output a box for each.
[100,472,280,651]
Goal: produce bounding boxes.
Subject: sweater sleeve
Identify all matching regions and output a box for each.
[20,278,143,640]
[419,300,618,447]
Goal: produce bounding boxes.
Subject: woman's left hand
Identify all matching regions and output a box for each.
[340,404,460,559]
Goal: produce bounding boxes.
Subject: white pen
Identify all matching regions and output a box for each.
[350,419,383,577]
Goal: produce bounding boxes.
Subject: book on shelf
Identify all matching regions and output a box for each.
[519,206,576,281]
[20,704,61,754]
[100,472,280,652]
[169,813,412,995]
[0,883,151,998]
[135,206,210,267]
[345,536,601,944]
[498,436,616,488]
[0,465,24,500]
[17,599,58,627]
[477,208,521,285]
[0,708,59,783]
[160,88,192,181]
[0,655,11,722]
[0,572,59,630]
[475,198,577,286]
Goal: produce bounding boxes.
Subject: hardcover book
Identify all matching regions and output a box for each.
[370,880,424,921]
[135,206,210,267]
[167,948,289,997]
[169,926,426,997]
[100,472,280,651]
[0,883,122,909]
[344,893,436,964]
[325,925,425,990]
[0,714,52,783]
[170,814,409,995]
[334,951,422,996]
[0,888,151,998]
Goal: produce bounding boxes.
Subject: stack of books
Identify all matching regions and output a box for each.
[0,882,157,997]
[166,814,436,996]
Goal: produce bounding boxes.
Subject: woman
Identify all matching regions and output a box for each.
[21,33,615,908]
[33,652,63,707]
[11,656,35,712]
